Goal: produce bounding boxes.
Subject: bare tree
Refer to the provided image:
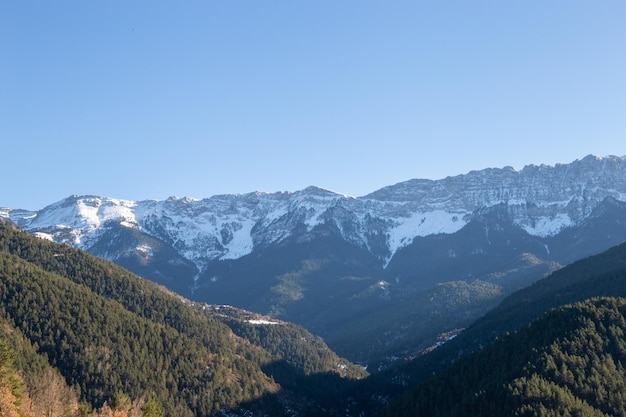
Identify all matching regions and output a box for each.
[27,368,78,417]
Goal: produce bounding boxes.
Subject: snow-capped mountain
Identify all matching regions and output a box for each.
[4,154,626,366]
[6,155,626,270]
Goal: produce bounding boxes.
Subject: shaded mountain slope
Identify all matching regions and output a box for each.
[380,209,626,374]
[0,222,366,416]
[456,239,626,354]
[346,238,626,415]
[381,297,626,417]
[0,251,273,416]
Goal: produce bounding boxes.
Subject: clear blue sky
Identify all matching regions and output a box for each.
[2,2,626,210]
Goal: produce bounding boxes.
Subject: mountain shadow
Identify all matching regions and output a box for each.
[354,237,626,415]
[381,297,626,417]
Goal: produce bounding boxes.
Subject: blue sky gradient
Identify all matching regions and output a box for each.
[2,2,626,209]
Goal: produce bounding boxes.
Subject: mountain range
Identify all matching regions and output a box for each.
[7,202,626,416]
[3,154,626,367]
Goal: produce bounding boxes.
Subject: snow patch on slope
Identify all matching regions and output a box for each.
[519,213,574,237]
[247,319,281,325]
[220,218,255,260]
[135,244,153,256]
[33,232,54,241]
[385,210,468,266]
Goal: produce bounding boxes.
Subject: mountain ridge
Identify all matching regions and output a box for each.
[4,154,626,271]
[4,154,626,366]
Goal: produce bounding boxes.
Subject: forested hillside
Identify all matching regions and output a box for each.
[381,297,626,416]
[373,240,626,386]
[467,240,626,345]
[323,239,626,416]
[6,217,626,416]
[0,316,84,417]
[0,222,366,416]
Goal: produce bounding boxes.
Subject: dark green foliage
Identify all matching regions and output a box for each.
[338,240,626,416]
[0,251,276,415]
[8,214,626,416]
[373,241,626,394]
[0,222,366,416]
[327,278,508,368]
[459,240,626,355]
[381,297,626,417]
[209,305,367,379]
[141,398,164,417]
[0,338,23,403]
[203,306,369,415]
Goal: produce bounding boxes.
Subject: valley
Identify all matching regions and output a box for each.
[3,155,626,368]
[2,154,626,415]
[6,1,625,414]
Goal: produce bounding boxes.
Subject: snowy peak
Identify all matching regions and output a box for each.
[6,195,140,248]
[366,155,626,205]
[26,195,138,228]
[7,155,626,270]
[362,155,626,235]
[298,185,345,197]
